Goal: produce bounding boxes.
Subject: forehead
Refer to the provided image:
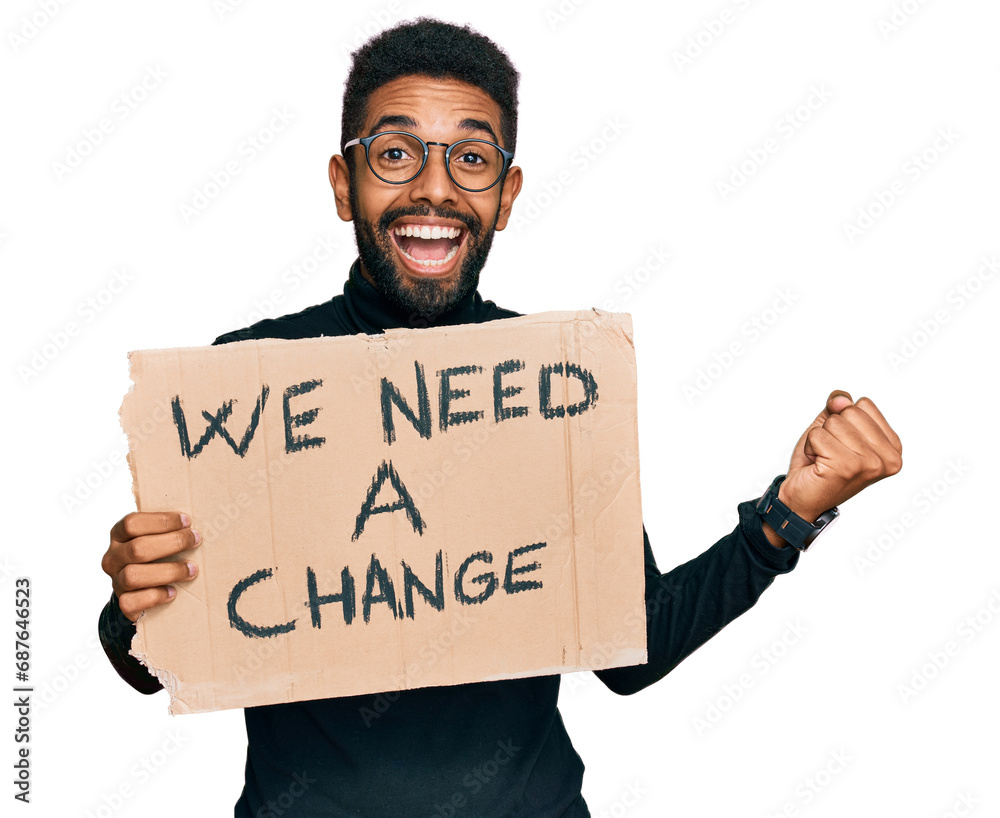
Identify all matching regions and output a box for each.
[363,75,502,139]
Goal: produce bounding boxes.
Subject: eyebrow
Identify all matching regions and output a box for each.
[369,114,417,134]
[368,115,501,145]
[458,118,500,144]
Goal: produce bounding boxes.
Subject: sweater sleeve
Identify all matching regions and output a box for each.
[595,493,799,696]
[98,592,163,695]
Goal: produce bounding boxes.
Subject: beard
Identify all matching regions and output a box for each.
[349,179,500,323]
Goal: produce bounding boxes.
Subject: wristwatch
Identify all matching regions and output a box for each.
[755,475,839,551]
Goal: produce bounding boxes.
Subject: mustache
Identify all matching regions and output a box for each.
[377,205,481,238]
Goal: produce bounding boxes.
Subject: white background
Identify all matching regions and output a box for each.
[3,0,998,815]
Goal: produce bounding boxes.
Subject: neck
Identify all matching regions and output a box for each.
[346,259,483,331]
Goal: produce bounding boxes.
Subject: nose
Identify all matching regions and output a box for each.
[406,143,459,208]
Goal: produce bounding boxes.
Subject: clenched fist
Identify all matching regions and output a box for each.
[101,512,201,622]
[764,391,903,547]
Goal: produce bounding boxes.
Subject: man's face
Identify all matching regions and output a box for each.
[329,75,522,321]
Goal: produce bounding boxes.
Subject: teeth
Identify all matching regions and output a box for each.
[397,243,460,268]
[393,225,462,239]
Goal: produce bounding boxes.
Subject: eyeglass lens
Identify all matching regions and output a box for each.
[367,133,504,191]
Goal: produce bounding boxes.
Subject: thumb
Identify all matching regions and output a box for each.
[791,390,854,469]
[826,389,853,415]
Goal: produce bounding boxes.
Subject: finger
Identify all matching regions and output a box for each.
[854,396,903,454]
[117,586,179,623]
[826,389,854,415]
[837,403,900,456]
[794,390,849,469]
[822,412,890,476]
[798,425,866,510]
[113,559,198,596]
[104,527,200,577]
[810,417,893,486]
[826,405,894,456]
[803,423,858,472]
[111,511,190,545]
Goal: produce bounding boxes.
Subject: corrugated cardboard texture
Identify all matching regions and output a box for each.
[120,309,646,714]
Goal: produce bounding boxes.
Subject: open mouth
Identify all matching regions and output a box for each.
[391,223,465,270]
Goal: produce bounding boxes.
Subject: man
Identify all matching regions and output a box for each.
[99,18,902,817]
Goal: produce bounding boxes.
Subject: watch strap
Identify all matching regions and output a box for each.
[756,475,839,551]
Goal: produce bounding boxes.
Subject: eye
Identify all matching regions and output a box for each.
[454,149,485,165]
[380,145,414,162]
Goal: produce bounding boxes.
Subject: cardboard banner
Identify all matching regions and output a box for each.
[121,309,646,714]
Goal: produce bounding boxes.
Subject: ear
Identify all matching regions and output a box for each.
[493,165,523,231]
[328,154,353,222]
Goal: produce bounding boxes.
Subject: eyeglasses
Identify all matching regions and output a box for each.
[344,131,514,193]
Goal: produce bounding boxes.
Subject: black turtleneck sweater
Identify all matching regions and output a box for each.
[99,259,799,817]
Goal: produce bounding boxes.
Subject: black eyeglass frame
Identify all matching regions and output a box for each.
[344,131,515,193]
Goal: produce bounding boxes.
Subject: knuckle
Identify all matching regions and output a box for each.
[125,538,147,565]
[118,595,139,619]
[120,513,142,540]
[172,529,193,552]
[838,453,863,478]
[119,564,144,591]
[861,458,883,480]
